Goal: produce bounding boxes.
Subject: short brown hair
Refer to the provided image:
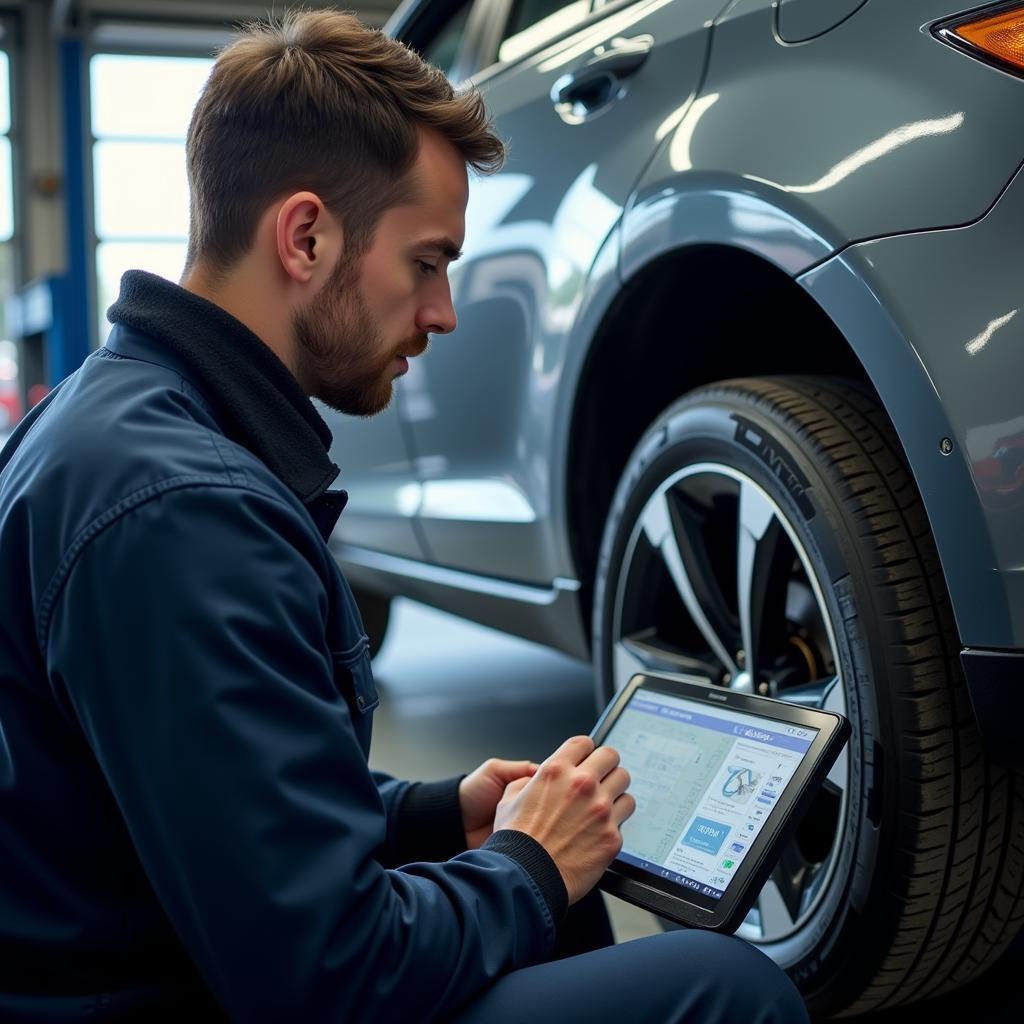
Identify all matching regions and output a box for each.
[185,8,505,273]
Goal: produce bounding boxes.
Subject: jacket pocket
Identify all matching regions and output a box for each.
[331,636,379,715]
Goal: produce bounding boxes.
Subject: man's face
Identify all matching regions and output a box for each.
[294,130,468,417]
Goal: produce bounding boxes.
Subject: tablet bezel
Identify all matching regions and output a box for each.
[592,671,850,933]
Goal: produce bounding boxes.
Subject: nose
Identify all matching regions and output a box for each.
[417,282,458,336]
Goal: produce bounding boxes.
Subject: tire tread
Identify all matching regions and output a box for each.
[706,377,1024,1012]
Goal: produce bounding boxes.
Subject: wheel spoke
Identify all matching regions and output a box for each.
[641,489,739,676]
[616,634,719,682]
[613,639,650,691]
[772,838,815,921]
[778,675,840,710]
[737,480,775,680]
[754,877,796,937]
[824,754,848,796]
[737,479,791,686]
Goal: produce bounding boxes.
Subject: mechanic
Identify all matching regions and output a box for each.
[0,10,809,1022]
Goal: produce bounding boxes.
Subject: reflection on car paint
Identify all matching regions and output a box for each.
[965,309,1017,357]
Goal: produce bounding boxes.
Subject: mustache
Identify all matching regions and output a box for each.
[399,335,430,358]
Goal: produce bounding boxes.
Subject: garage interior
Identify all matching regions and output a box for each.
[0,1,1021,1020]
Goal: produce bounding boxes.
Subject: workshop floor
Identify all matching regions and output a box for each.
[367,599,1020,1021]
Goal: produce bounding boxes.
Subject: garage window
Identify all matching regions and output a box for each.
[90,54,213,342]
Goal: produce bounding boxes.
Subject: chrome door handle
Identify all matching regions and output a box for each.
[551,34,653,120]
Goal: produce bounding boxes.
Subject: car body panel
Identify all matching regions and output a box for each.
[626,0,1024,281]
[799,160,1024,649]
[335,541,592,656]
[319,0,482,563]
[321,397,426,561]
[336,220,624,662]
[333,0,1024,664]
[776,0,872,43]
[398,0,729,583]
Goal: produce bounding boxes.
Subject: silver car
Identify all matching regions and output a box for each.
[324,0,1024,1015]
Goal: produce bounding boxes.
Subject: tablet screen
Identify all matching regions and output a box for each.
[605,685,820,905]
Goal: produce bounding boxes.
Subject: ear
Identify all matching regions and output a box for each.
[275,191,341,286]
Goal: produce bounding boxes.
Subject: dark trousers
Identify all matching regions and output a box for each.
[0,895,809,1023]
[448,893,809,1024]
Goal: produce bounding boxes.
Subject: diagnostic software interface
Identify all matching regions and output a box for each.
[603,688,819,900]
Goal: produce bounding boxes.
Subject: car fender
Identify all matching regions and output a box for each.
[616,167,1020,649]
[799,161,1024,651]
[797,251,1009,648]
[624,0,1024,279]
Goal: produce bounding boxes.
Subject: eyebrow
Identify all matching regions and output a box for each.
[417,237,463,261]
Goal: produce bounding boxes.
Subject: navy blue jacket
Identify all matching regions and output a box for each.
[0,272,566,1021]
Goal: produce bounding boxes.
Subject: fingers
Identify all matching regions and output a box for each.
[580,745,622,781]
[487,758,538,784]
[603,765,630,799]
[496,738,637,904]
[545,735,595,766]
[612,791,637,827]
[503,776,531,799]
[545,738,626,784]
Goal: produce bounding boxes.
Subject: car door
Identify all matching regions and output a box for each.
[320,0,479,560]
[401,0,731,583]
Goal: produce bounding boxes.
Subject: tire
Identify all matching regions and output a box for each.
[591,376,1024,1017]
[352,585,392,660]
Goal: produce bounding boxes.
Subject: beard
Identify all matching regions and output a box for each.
[293,254,428,417]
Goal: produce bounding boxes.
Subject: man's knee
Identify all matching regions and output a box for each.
[645,929,809,1024]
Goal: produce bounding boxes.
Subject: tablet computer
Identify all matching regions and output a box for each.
[592,672,850,933]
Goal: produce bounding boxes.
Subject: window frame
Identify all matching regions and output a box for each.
[387,0,489,84]
[467,0,647,84]
[85,33,218,345]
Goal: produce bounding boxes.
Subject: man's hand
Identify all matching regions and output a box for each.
[459,758,538,849]
[492,736,634,905]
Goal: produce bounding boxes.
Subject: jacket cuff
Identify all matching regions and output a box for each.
[484,829,568,925]
[394,777,467,863]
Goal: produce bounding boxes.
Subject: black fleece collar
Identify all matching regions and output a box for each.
[107,270,342,506]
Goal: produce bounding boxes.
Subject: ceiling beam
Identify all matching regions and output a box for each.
[75,1,399,30]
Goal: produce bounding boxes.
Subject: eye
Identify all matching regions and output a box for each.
[416,260,438,277]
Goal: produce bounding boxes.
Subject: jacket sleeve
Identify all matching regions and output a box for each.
[373,772,470,866]
[44,482,564,1022]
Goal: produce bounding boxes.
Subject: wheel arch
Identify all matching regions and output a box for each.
[798,251,1010,646]
[566,236,1010,653]
[565,243,870,640]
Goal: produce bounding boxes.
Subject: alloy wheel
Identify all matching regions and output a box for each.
[610,462,850,942]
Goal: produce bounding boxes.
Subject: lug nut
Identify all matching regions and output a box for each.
[722,673,732,686]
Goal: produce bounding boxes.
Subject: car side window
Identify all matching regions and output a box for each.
[497,0,593,64]
[421,0,475,77]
